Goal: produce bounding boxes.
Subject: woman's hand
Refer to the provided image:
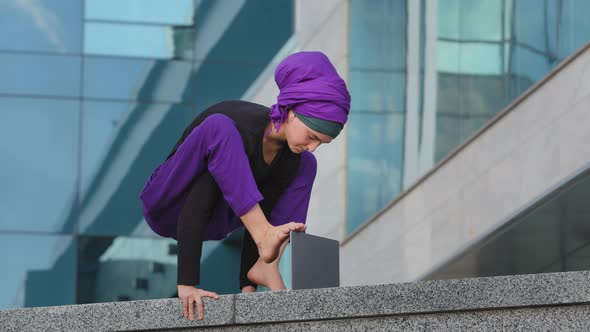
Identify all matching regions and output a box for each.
[241,285,256,293]
[177,285,220,321]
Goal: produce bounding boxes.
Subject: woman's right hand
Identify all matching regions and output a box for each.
[177,285,220,321]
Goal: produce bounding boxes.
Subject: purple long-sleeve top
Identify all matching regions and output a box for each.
[139,101,317,241]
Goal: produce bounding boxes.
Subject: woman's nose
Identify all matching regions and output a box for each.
[307,141,321,152]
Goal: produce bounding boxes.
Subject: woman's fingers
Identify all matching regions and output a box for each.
[196,298,204,320]
[179,289,221,321]
[182,298,188,318]
[188,298,195,321]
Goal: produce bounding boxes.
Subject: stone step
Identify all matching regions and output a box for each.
[1,271,589,331]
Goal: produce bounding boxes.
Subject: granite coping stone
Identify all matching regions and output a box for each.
[1,271,589,331]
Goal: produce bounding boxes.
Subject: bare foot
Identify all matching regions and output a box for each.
[257,222,305,263]
[247,258,286,290]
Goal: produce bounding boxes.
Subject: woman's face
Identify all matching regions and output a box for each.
[284,110,333,154]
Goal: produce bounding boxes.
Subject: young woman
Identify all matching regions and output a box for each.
[139,51,351,321]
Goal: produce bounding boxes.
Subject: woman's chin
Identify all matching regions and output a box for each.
[290,146,302,154]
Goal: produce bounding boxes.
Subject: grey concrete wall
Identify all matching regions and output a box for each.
[2,271,590,331]
[341,41,590,286]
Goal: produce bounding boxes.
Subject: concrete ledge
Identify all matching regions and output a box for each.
[2,271,590,331]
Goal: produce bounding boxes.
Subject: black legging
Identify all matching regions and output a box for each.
[176,170,259,290]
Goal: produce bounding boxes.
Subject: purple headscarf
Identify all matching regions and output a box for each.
[268,51,351,134]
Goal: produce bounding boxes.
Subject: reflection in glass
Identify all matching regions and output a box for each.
[193,0,294,64]
[0,53,80,97]
[85,0,195,25]
[190,62,267,112]
[84,22,194,60]
[77,236,177,303]
[350,70,406,113]
[79,101,192,237]
[0,0,81,53]
[347,113,405,233]
[426,167,590,280]
[84,57,194,103]
[349,0,407,70]
[0,97,78,233]
[0,234,76,309]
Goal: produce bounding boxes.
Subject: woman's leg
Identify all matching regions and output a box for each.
[177,171,221,286]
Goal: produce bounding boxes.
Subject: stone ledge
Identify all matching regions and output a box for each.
[1,271,589,331]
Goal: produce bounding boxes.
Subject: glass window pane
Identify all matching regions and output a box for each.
[79,101,192,237]
[459,75,507,140]
[434,110,461,163]
[0,97,79,233]
[190,62,267,111]
[350,0,407,70]
[437,40,461,73]
[84,22,194,60]
[85,0,195,25]
[0,0,81,53]
[514,0,549,51]
[460,1,502,41]
[77,235,178,303]
[84,57,194,103]
[0,53,80,97]
[350,70,406,113]
[438,0,460,40]
[347,112,405,233]
[559,0,590,59]
[0,234,76,309]
[459,43,503,75]
[511,46,554,85]
[194,0,294,64]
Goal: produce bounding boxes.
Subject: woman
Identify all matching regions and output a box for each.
[139,51,351,321]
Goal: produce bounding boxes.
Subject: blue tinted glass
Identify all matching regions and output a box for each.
[438,0,460,39]
[86,0,195,25]
[514,0,549,51]
[0,53,80,97]
[434,109,461,163]
[511,46,555,87]
[194,0,293,64]
[84,57,195,103]
[347,112,404,233]
[350,0,407,70]
[459,75,506,140]
[84,22,194,60]
[79,101,192,236]
[460,1,502,41]
[0,234,76,309]
[459,43,503,75]
[77,235,178,303]
[0,0,81,53]
[559,0,590,59]
[350,70,406,113]
[189,62,267,112]
[0,97,79,233]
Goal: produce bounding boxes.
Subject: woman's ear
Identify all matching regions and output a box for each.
[287,109,295,122]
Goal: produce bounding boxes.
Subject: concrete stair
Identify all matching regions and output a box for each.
[1,271,589,331]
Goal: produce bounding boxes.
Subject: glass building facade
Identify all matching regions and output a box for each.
[2,0,590,311]
[0,0,294,309]
[347,0,590,234]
